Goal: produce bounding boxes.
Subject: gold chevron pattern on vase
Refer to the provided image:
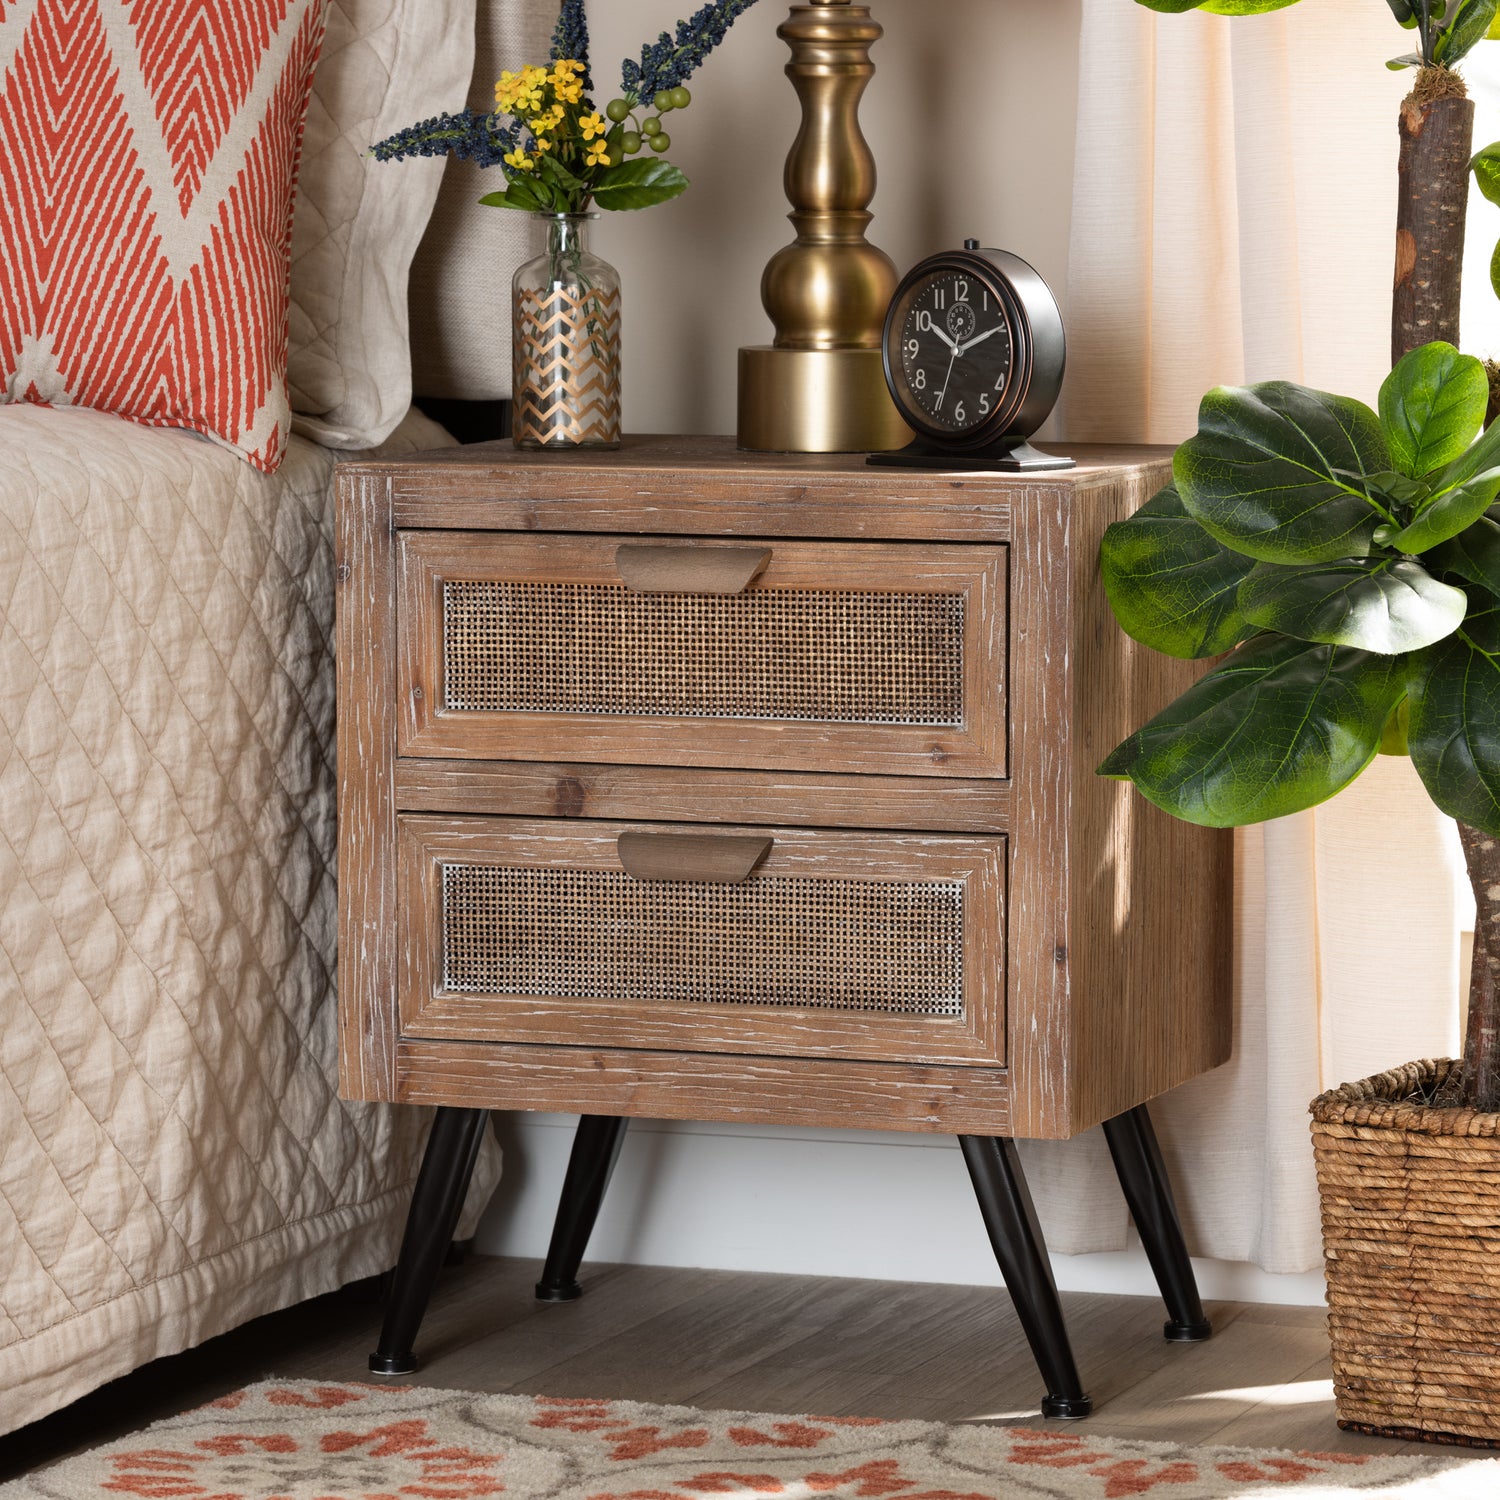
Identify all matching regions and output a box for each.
[513,285,622,448]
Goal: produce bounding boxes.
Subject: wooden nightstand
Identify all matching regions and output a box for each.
[335,436,1232,1418]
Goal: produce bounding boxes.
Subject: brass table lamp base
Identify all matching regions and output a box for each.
[738,347,911,453]
[737,0,909,454]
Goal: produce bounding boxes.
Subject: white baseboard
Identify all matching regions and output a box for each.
[473,1113,1327,1309]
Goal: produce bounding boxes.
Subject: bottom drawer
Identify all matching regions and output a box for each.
[399,814,1007,1067]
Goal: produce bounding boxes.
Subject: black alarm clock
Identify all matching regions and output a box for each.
[867,241,1072,472]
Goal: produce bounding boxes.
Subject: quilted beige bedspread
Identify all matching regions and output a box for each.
[0,406,497,1434]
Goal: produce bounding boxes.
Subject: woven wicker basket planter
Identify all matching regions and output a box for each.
[1311,1058,1500,1447]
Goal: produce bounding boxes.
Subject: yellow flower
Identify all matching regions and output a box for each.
[549,102,567,124]
[528,116,554,136]
[579,111,607,140]
[555,80,582,105]
[586,139,610,168]
[504,147,534,171]
[531,133,552,154]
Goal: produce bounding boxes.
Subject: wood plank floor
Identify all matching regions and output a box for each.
[0,1255,1413,1484]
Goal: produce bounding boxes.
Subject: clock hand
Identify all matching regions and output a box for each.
[957,325,1004,357]
[935,343,959,413]
[928,322,958,354]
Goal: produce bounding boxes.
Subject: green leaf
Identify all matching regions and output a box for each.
[1382,418,1500,551]
[1379,696,1411,755]
[1361,469,1433,506]
[1379,483,1500,552]
[1099,483,1258,659]
[1199,0,1302,9]
[1436,0,1499,62]
[1427,513,1500,595]
[1238,557,1466,652]
[1385,0,1415,20]
[1173,381,1391,564]
[1408,604,1500,834]
[1387,52,1425,67]
[1473,142,1500,206]
[590,159,689,211]
[1097,634,1408,826]
[1491,237,1500,302]
[536,152,590,195]
[1379,341,1488,477]
[1132,0,1214,9]
[479,171,551,212]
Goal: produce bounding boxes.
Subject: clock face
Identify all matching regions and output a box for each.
[896,269,1013,433]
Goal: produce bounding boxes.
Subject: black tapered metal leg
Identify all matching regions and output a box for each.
[369,1107,489,1375]
[960,1134,1093,1420]
[536,1115,629,1302]
[1102,1104,1212,1343]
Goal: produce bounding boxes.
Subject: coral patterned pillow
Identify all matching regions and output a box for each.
[0,0,326,472]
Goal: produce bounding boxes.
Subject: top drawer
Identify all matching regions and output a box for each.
[396,533,1007,778]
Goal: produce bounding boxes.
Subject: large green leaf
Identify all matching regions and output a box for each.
[1436,0,1499,62]
[591,160,689,210]
[1385,0,1415,19]
[1174,382,1391,564]
[1238,557,1466,652]
[1427,513,1500,595]
[1381,417,1500,551]
[1133,0,1302,9]
[479,172,551,212]
[1408,602,1500,834]
[1473,142,1500,207]
[1379,341,1488,477]
[1097,633,1408,827]
[1099,483,1257,659]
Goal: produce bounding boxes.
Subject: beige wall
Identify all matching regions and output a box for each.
[584,0,1082,436]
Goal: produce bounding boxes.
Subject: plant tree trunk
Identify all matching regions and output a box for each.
[1459,822,1500,1113]
[1393,70,1474,364]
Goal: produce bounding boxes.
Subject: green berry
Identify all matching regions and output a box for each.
[649,132,671,152]
[642,116,660,136]
[621,131,642,154]
[669,86,690,110]
[653,90,674,112]
[605,98,630,122]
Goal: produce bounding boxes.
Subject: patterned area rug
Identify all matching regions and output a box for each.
[5,1380,1499,1499]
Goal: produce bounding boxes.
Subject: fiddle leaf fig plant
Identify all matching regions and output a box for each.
[1100,340,1500,1108]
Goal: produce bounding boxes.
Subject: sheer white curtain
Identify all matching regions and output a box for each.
[1025,0,1470,1275]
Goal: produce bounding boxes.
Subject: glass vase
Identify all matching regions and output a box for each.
[512,212,622,450]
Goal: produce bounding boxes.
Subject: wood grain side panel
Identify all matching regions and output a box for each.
[392,760,1014,833]
[1065,468,1234,1131]
[396,815,1007,1067]
[1004,483,1078,1137]
[336,470,400,1101]
[395,1038,1012,1135]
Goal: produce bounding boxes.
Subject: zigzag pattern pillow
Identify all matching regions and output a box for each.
[0,0,326,472]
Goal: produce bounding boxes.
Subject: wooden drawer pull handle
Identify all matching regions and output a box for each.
[617,831,773,884]
[614,544,771,594]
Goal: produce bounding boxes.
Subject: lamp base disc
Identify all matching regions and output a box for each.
[737,347,911,454]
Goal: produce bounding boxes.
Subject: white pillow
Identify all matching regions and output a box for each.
[408,0,558,402]
[288,0,476,448]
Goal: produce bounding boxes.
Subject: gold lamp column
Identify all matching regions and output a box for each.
[737,0,912,452]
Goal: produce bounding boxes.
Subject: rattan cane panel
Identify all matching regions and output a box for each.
[442,581,965,725]
[441,864,965,1015]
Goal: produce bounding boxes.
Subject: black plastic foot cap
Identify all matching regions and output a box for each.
[1164,1319,1213,1343]
[369,1351,419,1376]
[1041,1393,1094,1420]
[535,1279,583,1303]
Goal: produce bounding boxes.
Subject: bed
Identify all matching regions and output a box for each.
[0,0,547,1433]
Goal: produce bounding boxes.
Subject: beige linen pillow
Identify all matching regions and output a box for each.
[289,0,476,447]
[409,0,557,402]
